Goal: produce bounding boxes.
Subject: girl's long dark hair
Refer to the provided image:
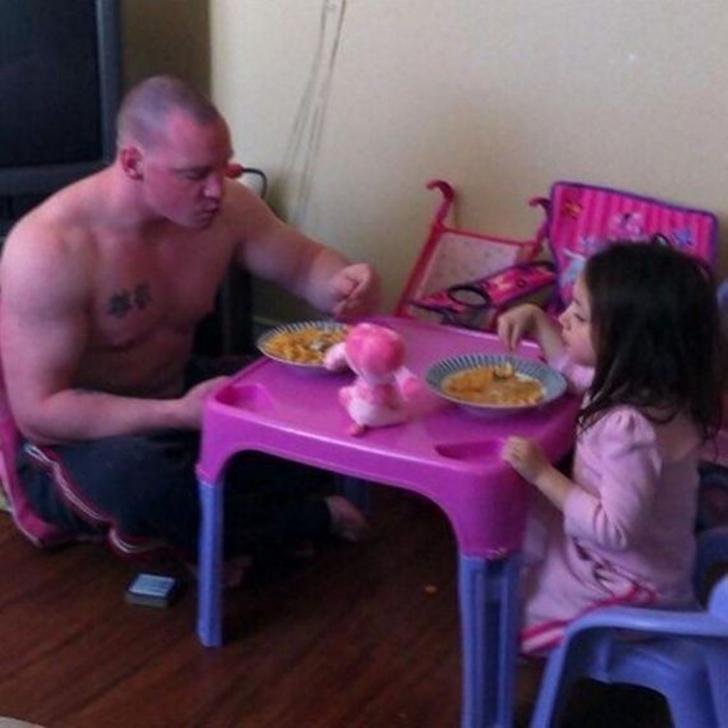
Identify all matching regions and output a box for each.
[577,241,724,440]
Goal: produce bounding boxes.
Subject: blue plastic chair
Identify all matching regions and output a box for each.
[530,526,728,728]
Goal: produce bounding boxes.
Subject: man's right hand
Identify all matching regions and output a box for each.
[329,262,381,319]
[177,376,230,429]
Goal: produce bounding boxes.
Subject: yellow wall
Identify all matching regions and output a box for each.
[215,2,727,320]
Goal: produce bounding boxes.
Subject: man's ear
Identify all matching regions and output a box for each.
[225,163,244,179]
[120,146,144,180]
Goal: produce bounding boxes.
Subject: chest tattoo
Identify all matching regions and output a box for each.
[133,283,152,309]
[106,283,153,318]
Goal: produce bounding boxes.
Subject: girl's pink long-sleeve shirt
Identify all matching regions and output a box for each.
[520,355,701,655]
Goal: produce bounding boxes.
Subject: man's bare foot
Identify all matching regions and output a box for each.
[222,554,254,588]
[186,554,253,589]
[325,495,371,542]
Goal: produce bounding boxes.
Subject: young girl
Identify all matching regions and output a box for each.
[498,241,723,656]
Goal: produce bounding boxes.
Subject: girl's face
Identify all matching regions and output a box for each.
[558,273,596,366]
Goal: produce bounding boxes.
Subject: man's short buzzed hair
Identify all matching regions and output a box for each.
[117,75,222,148]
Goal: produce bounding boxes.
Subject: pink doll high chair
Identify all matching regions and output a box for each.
[396,180,554,331]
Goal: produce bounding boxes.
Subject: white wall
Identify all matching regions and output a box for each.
[211,0,728,321]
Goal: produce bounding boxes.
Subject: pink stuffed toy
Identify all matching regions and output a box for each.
[324,322,423,436]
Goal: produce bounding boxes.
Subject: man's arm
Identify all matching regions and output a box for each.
[0,225,211,445]
[228,183,380,317]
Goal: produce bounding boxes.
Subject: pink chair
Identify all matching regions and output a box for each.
[537,180,718,313]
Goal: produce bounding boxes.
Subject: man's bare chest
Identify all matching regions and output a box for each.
[89,242,233,350]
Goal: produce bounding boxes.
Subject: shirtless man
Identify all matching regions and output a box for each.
[0,75,378,562]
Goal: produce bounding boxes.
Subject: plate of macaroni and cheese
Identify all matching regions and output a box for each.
[257,320,350,368]
[425,353,567,415]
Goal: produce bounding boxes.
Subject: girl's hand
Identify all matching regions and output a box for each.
[497,303,566,363]
[502,436,576,510]
[496,304,542,351]
[501,436,551,484]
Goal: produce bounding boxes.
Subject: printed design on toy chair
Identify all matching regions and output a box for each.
[547,181,718,308]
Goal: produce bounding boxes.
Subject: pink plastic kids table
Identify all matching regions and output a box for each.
[196,316,579,728]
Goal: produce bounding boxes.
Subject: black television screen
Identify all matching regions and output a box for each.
[0,0,121,199]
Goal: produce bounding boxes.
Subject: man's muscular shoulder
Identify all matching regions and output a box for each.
[1,183,95,308]
[219,179,281,242]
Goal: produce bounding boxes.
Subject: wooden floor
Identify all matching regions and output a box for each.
[0,488,676,728]
[0,489,463,728]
